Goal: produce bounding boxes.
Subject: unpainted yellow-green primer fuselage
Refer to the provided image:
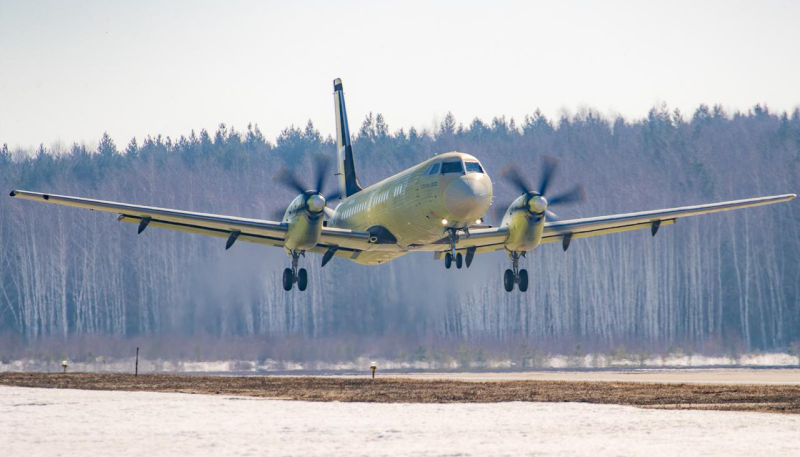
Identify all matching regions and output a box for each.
[284,152,493,265]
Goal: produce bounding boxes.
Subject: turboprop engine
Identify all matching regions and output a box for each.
[282,191,327,251]
[276,157,341,252]
[501,193,548,252]
[496,157,585,253]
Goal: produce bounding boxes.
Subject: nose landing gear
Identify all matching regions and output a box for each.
[445,252,464,269]
[503,252,528,292]
[282,250,308,291]
[442,228,469,270]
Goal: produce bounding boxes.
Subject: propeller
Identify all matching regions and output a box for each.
[491,199,513,226]
[274,155,341,219]
[494,156,585,223]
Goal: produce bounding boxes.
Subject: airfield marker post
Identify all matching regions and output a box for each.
[370,362,377,379]
[135,347,139,377]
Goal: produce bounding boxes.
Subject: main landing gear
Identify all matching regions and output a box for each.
[282,250,308,291]
[503,252,528,292]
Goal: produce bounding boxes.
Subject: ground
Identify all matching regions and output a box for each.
[3,384,800,456]
[2,370,800,413]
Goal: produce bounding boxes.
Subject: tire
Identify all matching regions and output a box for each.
[297,268,308,291]
[518,269,529,292]
[456,253,463,269]
[503,269,515,292]
[282,268,293,291]
[445,253,452,269]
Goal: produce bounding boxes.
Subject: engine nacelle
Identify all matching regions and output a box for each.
[501,194,546,252]
[283,192,325,251]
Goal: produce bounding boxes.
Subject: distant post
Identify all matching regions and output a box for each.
[135,347,139,377]
[370,361,377,379]
[61,360,68,373]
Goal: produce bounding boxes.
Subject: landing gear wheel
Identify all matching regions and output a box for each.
[456,253,463,269]
[282,268,293,291]
[518,269,529,292]
[445,253,452,269]
[297,268,308,291]
[503,269,515,292]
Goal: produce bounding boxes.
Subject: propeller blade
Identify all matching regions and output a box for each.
[545,209,560,222]
[492,201,512,226]
[499,165,531,195]
[276,168,306,194]
[538,156,559,196]
[324,190,341,202]
[323,206,336,219]
[270,208,286,221]
[548,185,585,206]
[313,155,331,194]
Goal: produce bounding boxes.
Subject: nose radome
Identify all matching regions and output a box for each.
[444,176,491,220]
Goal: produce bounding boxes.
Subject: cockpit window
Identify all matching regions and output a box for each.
[440,161,464,175]
[465,162,484,174]
[427,163,441,175]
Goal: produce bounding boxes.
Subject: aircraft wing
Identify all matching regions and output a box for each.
[540,193,796,246]
[8,190,372,257]
[425,193,795,255]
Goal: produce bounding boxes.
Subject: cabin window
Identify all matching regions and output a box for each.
[427,163,441,175]
[465,162,484,174]
[441,161,464,175]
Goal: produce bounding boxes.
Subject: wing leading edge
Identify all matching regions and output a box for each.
[8,190,372,257]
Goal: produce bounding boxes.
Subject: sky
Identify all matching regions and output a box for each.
[1,0,799,151]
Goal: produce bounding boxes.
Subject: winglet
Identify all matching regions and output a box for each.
[9,190,16,197]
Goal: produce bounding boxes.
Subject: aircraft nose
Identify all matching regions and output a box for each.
[444,175,491,220]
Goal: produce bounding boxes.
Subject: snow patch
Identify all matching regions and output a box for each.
[2,386,800,457]
[2,352,797,374]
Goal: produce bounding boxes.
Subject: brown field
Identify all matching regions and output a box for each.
[2,372,800,414]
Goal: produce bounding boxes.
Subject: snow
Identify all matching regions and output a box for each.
[2,386,799,456]
[2,352,798,374]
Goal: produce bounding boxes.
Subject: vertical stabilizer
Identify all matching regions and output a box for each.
[333,78,363,198]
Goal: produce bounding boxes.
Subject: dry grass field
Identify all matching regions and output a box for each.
[2,372,799,414]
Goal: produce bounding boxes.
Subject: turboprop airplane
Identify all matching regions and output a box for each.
[9,79,796,292]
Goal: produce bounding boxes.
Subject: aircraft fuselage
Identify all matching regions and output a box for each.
[328,151,492,264]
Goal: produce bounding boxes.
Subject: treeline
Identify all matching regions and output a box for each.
[0,104,798,354]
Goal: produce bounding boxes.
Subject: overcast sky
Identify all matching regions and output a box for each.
[1,0,799,151]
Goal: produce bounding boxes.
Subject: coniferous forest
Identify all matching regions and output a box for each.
[1,104,798,359]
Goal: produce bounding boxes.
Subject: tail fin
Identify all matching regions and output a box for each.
[333,78,363,198]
